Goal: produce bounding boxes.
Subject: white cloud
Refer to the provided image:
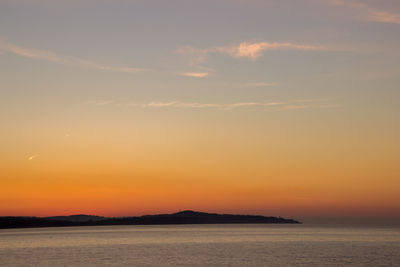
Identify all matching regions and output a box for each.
[0,39,146,73]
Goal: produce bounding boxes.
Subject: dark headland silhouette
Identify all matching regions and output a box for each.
[0,210,301,229]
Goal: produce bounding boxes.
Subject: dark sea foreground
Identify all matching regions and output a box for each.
[1,224,399,266]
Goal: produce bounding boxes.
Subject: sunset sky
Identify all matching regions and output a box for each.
[1,0,399,219]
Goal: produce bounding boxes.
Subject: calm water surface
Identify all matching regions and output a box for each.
[0,224,399,266]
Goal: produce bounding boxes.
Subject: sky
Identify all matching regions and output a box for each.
[0,0,399,219]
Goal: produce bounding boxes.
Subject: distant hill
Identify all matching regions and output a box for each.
[45,214,105,222]
[0,210,300,229]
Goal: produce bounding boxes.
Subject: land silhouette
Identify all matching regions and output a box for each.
[0,210,300,229]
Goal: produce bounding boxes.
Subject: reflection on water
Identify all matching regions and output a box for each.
[1,224,399,266]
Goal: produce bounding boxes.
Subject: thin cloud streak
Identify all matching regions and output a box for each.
[139,101,285,109]
[0,39,146,73]
[87,98,335,111]
[123,100,334,111]
[278,104,339,111]
[330,0,400,24]
[177,41,330,63]
[180,72,210,78]
[217,42,328,60]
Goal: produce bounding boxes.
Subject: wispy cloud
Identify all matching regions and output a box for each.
[139,101,284,109]
[180,72,210,78]
[28,154,39,161]
[144,101,222,108]
[216,42,327,60]
[91,99,335,111]
[330,0,400,24]
[278,104,339,111]
[177,41,329,64]
[0,39,146,73]
[176,46,210,66]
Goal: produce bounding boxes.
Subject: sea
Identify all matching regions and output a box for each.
[0,224,399,266]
